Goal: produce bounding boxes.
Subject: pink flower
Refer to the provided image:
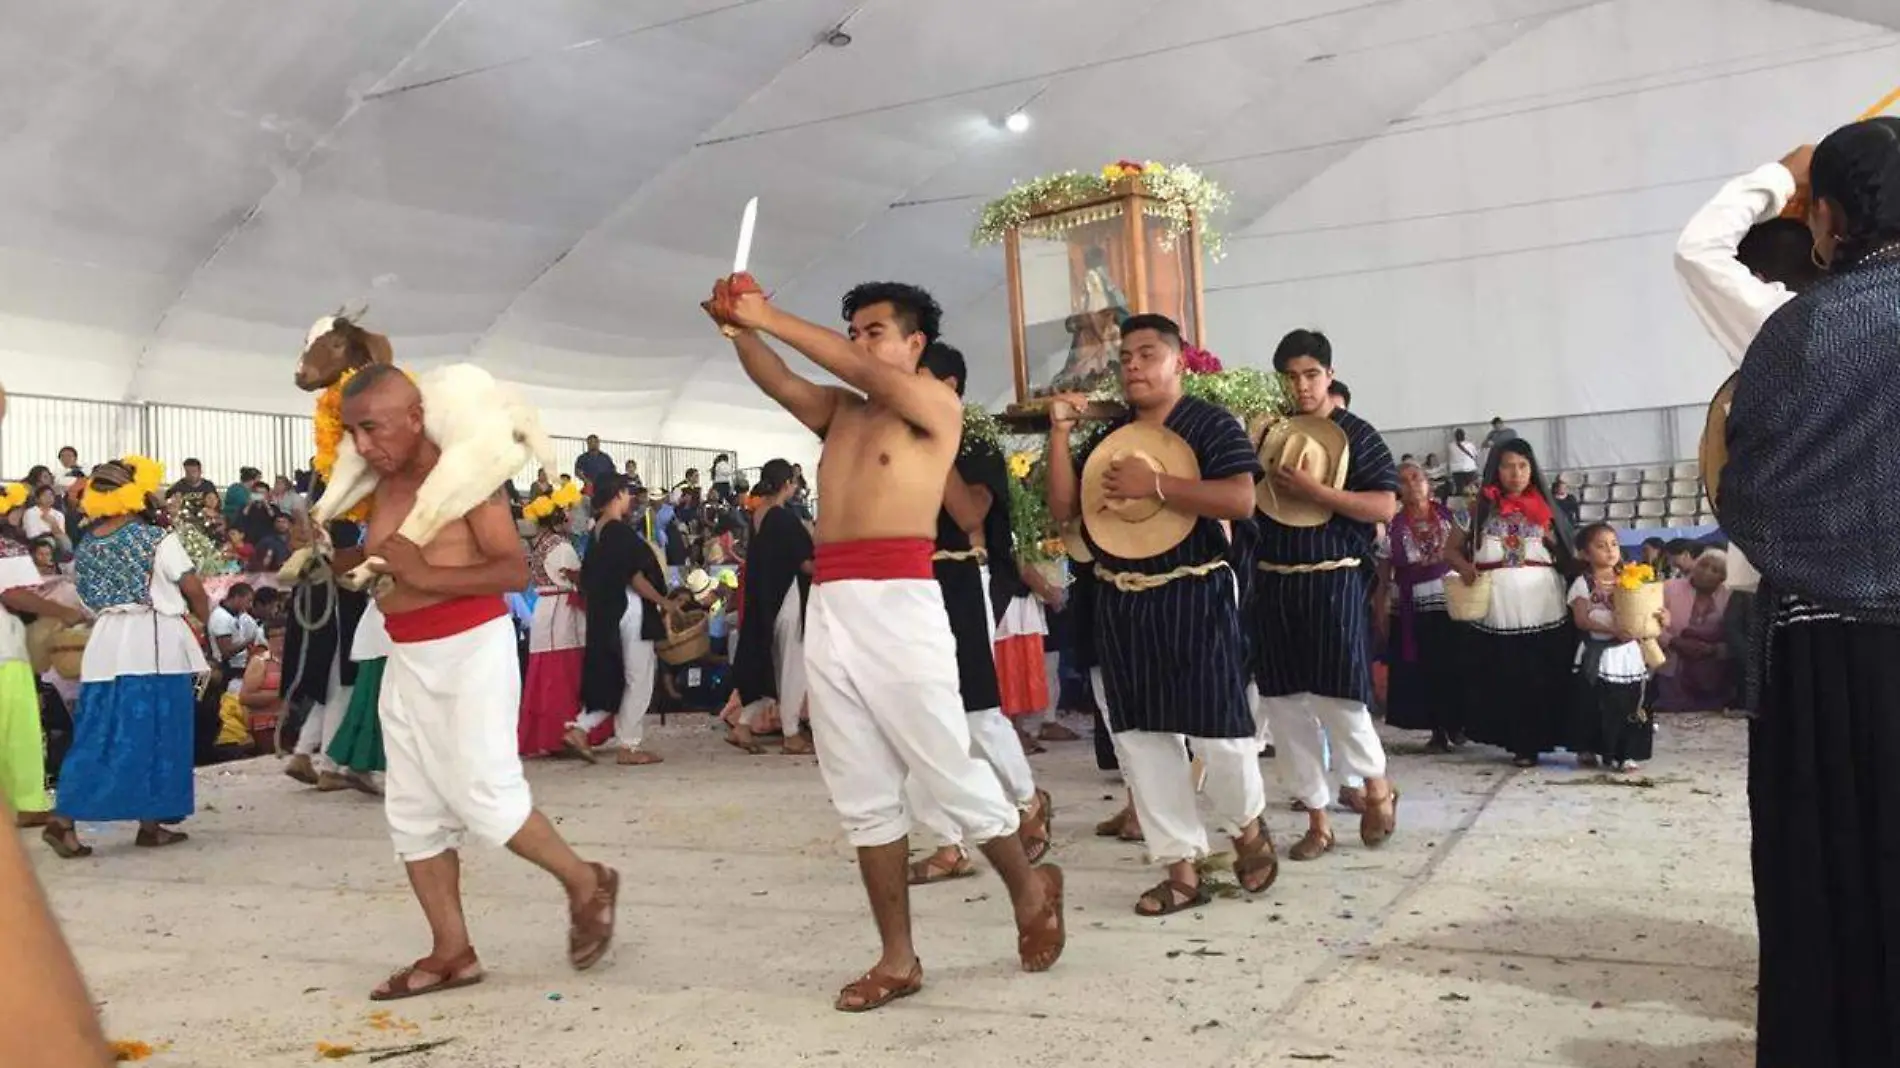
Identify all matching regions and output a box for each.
[1180,344,1223,374]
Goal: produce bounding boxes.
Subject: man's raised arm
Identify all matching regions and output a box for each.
[726,330,842,437]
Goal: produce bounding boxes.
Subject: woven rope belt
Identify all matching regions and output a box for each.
[1258,557,1362,575]
[1094,560,1228,592]
[931,548,988,564]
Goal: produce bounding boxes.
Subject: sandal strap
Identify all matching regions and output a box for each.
[1139,879,1201,909]
[837,963,922,1007]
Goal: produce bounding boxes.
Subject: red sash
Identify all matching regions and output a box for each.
[813,538,934,584]
[383,596,508,644]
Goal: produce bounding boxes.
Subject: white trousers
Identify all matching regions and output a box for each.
[382,616,532,861]
[295,653,351,773]
[906,707,1037,848]
[739,585,806,738]
[805,579,1020,849]
[1100,669,1265,865]
[1263,693,1387,812]
[572,603,656,749]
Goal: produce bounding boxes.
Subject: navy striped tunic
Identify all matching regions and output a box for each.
[1077,396,1262,737]
[1252,408,1397,703]
[937,437,1007,713]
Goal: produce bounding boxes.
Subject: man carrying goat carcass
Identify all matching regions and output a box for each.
[328,362,619,1000]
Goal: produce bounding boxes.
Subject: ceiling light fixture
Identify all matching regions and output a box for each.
[1004,111,1031,133]
[822,23,852,47]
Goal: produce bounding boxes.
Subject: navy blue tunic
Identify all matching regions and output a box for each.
[1077,395,1262,737]
[1252,407,1398,703]
[936,437,1007,713]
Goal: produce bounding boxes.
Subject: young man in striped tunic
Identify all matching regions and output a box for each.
[904,341,1052,884]
[1253,329,1401,861]
[1047,314,1279,916]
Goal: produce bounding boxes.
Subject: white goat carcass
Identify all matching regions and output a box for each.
[312,363,555,591]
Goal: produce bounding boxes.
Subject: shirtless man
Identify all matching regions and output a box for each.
[340,365,618,1001]
[704,276,1064,1012]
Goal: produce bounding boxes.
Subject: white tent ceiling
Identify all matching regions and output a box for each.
[1,0,1894,470]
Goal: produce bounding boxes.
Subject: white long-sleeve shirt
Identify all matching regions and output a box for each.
[1673,163,1797,593]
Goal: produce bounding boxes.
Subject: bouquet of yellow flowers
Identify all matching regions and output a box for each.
[1612,563,1668,669]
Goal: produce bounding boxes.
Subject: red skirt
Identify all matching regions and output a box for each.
[995,634,1049,718]
[517,648,606,755]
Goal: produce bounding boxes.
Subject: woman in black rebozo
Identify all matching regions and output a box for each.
[1723,116,1900,1068]
[567,475,673,767]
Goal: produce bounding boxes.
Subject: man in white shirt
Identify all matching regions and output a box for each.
[206,583,261,681]
[1672,144,1825,709]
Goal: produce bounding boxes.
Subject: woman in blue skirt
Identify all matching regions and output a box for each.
[42,458,211,858]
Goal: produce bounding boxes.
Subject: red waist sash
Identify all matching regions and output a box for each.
[384,596,508,644]
[814,538,934,584]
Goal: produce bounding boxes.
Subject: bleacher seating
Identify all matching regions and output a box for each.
[1552,463,1713,531]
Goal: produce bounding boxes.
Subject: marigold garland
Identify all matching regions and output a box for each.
[81,455,164,520]
[0,482,28,514]
[972,160,1232,259]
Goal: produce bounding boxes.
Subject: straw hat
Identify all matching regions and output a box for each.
[1079,423,1200,560]
[1255,414,1351,528]
[1699,372,1736,512]
[682,568,715,599]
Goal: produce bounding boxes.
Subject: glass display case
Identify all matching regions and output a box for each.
[999,176,1206,427]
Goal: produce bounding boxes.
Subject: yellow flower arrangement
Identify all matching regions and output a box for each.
[81,455,164,520]
[522,479,582,523]
[0,482,28,513]
[1616,562,1657,591]
[1006,451,1035,481]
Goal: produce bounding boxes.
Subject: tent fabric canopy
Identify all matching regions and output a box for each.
[1,0,1894,472]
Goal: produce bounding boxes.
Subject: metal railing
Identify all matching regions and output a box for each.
[0,391,734,492]
[1379,401,1708,482]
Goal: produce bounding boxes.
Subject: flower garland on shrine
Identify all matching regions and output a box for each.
[971,159,1233,259]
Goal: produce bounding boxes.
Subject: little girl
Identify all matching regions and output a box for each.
[1568,524,1667,772]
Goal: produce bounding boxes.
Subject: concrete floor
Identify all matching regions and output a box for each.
[31,713,1756,1068]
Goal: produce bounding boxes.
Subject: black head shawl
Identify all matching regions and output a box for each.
[1723,254,1900,617]
[1468,438,1576,575]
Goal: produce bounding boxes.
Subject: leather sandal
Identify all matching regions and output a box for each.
[1017,866,1065,972]
[1134,878,1209,917]
[1232,823,1280,894]
[1020,788,1054,864]
[42,822,92,859]
[1361,788,1400,849]
[1289,828,1336,862]
[135,826,189,848]
[907,849,976,886]
[569,863,620,970]
[835,961,924,1013]
[370,947,484,1002]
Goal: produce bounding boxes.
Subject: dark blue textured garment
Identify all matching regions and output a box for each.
[58,674,196,822]
[1076,396,1263,737]
[1724,253,1900,620]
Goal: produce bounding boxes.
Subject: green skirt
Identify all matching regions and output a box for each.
[326,657,386,774]
[0,660,48,813]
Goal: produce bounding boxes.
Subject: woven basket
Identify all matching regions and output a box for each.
[656,611,711,666]
[48,624,91,681]
[1444,574,1492,623]
[1612,582,1669,670]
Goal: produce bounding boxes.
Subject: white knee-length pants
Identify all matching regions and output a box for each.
[1099,670,1265,865]
[739,585,807,738]
[571,604,656,749]
[381,616,533,861]
[906,707,1038,848]
[1262,693,1386,811]
[805,578,1020,849]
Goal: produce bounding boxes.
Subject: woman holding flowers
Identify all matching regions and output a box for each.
[1443,439,1574,767]
[43,458,211,858]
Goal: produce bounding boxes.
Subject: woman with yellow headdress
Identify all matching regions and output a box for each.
[41,458,211,859]
[0,483,89,826]
[517,481,588,756]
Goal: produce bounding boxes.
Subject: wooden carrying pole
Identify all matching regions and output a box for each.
[1122,189,1148,316]
[1004,227,1029,404]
